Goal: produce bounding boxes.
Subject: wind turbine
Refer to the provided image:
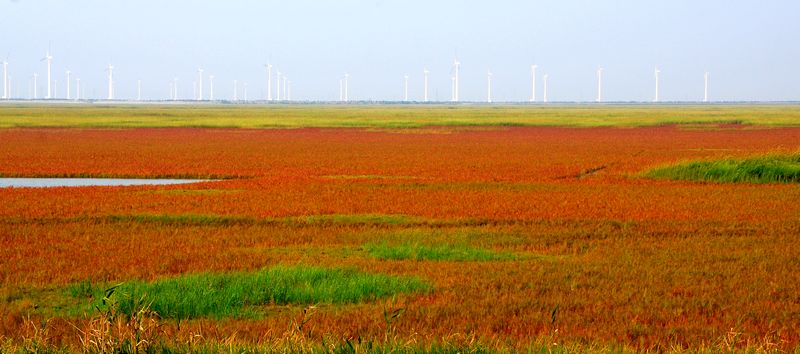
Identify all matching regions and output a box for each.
[2,57,8,100]
[137,79,142,101]
[106,64,114,100]
[33,73,38,99]
[65,70,71,100]
[543,74,549,103]
[41,49,53,99]
[450,76,455,102]
[423,68,429,102]
[654,67,660,102]
[452,58,461,102]
[283,76,287,101]
[486,70,492,103]
[704,72,709,103]
[265,64,273,101]
[403,74,409,102]
[596,67,603,103]
[209,75,214,101]
[530,64,538,102]
[276,71,281,100]
[344,73,349,102]
[197,68,203,101]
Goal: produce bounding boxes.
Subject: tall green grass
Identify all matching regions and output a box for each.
[70,266,429,319]
[643,153,800,183]
[365,242,517,262]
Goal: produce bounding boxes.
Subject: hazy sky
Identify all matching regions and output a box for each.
[1,0,798,101]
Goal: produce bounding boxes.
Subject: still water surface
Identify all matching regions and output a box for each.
[0,178,212,188]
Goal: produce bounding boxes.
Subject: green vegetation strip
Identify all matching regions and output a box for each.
[1,104,799,128]
[365,242,517,262]
[69,266,429,319]
[643,153,800,183]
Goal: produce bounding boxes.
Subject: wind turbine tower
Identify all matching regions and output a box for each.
[344,73,349,102]
[43,50,53,99]
[543,74,549,103]
[107,65,114,100]
[596,67,603,103]
[423,68,429,102]
[453,58,460,102]
[209,75,214,101]
[282,76,287,101]
[654,67,660,102]
[197,68,204,101]
[66,71,71,100]
[530,64,538,102]
[276,71,281,100]
[704,72,709,103]
[33,73,38,99]
[487,70,492,103]
[2,59,8,99]
[265,64,273,101]
[403,75,409,102]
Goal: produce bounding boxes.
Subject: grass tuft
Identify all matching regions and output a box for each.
[365,242,517,262]
[70,266,429,319]
[643,153,800,184]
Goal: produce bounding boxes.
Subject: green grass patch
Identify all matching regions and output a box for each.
[643,153,800,184]
[67,266,428,319]
[365,242,517,262]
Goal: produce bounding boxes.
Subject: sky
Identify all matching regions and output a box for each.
[1,0,798,102]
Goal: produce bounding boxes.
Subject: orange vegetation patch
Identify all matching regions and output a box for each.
[1,126,799,350]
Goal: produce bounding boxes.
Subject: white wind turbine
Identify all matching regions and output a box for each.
[265,64,273,101]
[33,73,38,99]
[543,74,549,103]
[530,64,538,102]
[486,70,492,103]
[106,64,114,100]
[596,67,603,103]
[450,76,455,102]
[197,68,204,101]
[66,70,71,100]
[423,68,429,102]
[452,58,461,102]
[42,49,53,99]
[209,75,214,101]
[704,72,709,103]
[276,71,282,100]
[403,74,409,102]
[344,73,349,102]
[654,67,660,102]
[2,57,8,100]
